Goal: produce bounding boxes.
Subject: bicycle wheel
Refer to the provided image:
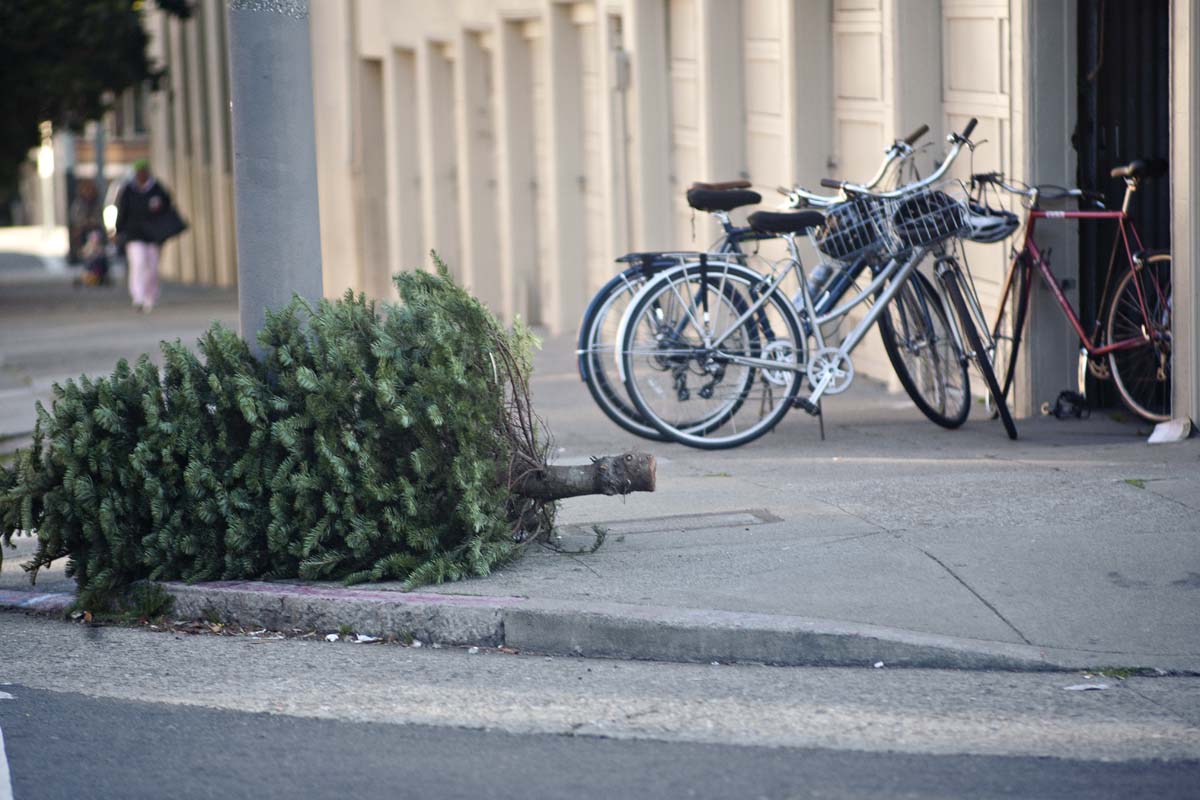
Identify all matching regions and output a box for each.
[938,260,1018,439]
[621,263,805,449]
[1107,254,1172,422]
[877,269,971,428]
[577,270,668,440]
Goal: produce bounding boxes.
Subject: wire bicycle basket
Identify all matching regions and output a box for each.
[884,181,969,253]
[810,196,892,263]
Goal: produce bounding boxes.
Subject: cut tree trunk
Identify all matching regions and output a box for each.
[513,452,656,501]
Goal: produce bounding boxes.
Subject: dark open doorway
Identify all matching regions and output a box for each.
[1075,0,1171,408]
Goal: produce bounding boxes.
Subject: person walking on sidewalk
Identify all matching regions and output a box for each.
[115,159,187,313]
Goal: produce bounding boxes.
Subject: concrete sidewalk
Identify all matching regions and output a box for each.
[2,270,1198,672]
[0,249,237,441]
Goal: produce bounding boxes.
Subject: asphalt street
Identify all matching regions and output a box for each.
[2,615,1199,798]
[3,683,1197,800]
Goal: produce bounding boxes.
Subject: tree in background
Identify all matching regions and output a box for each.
[0,0,191,195]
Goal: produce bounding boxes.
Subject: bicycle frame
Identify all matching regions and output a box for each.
[1002,206,1154,357]
[623,238,925,405]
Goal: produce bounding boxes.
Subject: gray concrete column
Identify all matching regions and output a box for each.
[226,0,324,353]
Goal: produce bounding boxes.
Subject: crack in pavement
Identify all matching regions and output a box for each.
[909,543,1033,646]
[814,498,893,535]
[1123,685,1200,728]
[1141,486,1200,515]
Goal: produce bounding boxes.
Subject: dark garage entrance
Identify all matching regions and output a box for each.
[1075,0,1171,408]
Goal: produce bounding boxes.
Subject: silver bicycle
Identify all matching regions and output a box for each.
[616,119,989,449]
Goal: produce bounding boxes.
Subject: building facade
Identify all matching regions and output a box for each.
[146,0,1199,423]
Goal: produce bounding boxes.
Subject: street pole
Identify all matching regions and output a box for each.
[226,0,323,356]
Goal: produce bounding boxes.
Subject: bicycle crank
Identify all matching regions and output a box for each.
[806,347,855,396]
[761,340,799,386]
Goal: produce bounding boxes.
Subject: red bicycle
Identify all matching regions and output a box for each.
[971,160,1172,422]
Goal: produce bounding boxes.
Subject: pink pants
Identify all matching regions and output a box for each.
[126,240,161,307]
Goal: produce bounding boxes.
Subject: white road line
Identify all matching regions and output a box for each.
[0,722,15,800]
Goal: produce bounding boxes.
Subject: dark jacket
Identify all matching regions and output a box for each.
[116,179,185,244]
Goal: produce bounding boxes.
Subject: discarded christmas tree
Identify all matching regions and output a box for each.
[0,257,653,608]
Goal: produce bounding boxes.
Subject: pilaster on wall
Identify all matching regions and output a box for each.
[1171,0,1200,423]
[891,0,941,148]
[166,15,196,284]
[310,0,362,297]
[454,29,501,307]
[201,0,235,288]
[540,1,589,334]
[790,3,833,190]
[783,0,832,191]
[384,47,423,294]
[830,0,893,183]
[1007,0,1079,418]
[829,0,903,388]
[144,9,175,277]
[664,0,743,247]
[493,16,541,323]
[624,0,672,250]
[576,3,610,296]
[596,5,632,263]
[416,40,461,281]
[697,0,744,183]
[356,57,391,297]
[184,11,214,286]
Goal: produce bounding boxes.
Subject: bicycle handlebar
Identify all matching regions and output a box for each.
[822,119,979,201]
[783,124,932,208]
[903,124,930,146]
[971,171,1106,208]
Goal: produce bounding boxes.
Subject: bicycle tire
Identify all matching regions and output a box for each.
[938,261,1019,440]
[577,270,669,440]
[1106,254,1172,422]
[988,254,1031,419]
[620,262,805,449]
[877,270,971,428]
[578,264,755,440]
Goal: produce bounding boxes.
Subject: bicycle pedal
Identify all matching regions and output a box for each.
[793,397,821,416]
